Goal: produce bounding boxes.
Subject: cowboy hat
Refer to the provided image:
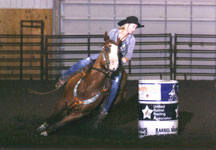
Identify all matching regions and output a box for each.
[118,16,144,28]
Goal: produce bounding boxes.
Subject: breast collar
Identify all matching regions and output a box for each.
[73,78,101,105]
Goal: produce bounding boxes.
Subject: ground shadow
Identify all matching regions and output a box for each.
[178,111,194,134]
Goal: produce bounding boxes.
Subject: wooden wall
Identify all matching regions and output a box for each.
[0,9,52,34]
[0,9,53,79]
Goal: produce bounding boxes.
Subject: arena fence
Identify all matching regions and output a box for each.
[0,34,44,80]
[0,33,216,80]
[174,34,216,80]
[44,34,172,80]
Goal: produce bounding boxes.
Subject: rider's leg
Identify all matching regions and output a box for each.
[94,72,122,128]
[55,54,99,89]
[103,72,122,113]
[55,57,91,89]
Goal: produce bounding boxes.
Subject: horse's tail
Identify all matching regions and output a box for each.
[27,88,59,95]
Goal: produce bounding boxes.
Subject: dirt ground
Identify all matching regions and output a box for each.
[0,80,216,150]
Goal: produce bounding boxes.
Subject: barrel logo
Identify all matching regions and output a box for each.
[139,84,161,100]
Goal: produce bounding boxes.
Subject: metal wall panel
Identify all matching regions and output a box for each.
[58,0,216,80]
[0,0,53,9]
[59,0,216,35]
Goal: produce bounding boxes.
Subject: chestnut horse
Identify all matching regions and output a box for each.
[37,32,127,136]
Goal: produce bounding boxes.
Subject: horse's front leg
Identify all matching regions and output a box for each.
[37,122,49,132]
[40,111,88,136]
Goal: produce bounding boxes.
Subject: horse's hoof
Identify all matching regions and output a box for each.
[40,131,48,136]
[36,122,48,132]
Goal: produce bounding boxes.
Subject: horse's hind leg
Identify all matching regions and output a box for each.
[40,112,88,136]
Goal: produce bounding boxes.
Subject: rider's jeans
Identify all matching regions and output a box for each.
[103,72,122,113]
[61,54,99,78]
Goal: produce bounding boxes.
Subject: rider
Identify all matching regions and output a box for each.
[55,16,144,116]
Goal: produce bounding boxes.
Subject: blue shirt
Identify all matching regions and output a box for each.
[108,29,135,61]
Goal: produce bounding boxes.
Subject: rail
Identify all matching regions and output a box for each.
[1,33,216,80]
[174,34,216,80]
[0,34,43,80]
[44,34,172,80]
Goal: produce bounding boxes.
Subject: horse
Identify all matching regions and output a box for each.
[36,32,127,136]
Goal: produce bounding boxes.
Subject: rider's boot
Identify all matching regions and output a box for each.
[55,57,93,89]
[55,75,71,89]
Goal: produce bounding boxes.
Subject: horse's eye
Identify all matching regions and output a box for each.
[105,47,109,51]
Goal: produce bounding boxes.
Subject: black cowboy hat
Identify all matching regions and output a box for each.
[118,16,144,28]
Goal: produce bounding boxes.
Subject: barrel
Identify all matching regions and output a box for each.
[138,80,179,138]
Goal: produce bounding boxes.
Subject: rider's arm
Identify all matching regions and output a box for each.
[125,35,135,61]
[108,29,118,42]
[121,57,128,63]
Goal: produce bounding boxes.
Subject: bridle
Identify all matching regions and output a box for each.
[91,41,119,78]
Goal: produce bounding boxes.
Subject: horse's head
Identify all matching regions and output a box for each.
[101,32,120,72]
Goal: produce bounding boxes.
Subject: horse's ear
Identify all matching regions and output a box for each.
[116,38,122,47]
[104,31,109,42]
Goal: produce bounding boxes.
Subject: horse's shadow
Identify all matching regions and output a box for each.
[50,94,193,136]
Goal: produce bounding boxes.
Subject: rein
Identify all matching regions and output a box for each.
[91,67,112,78]
[70,48,115,107]
[70,51,115,107]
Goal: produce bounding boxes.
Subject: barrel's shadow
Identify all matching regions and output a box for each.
[178,111,194,134]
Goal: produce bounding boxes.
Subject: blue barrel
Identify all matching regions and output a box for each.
[138,80,179,138]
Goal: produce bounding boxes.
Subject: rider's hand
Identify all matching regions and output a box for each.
[122,57,128,64]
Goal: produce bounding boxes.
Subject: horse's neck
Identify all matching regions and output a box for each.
[80,57,107,90]
[76,59,107,99]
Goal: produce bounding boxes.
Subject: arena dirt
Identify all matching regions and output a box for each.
[0,80,216,149]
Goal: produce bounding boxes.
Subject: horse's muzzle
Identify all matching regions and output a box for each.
[109,66,118,72]
[109,61,119,71]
